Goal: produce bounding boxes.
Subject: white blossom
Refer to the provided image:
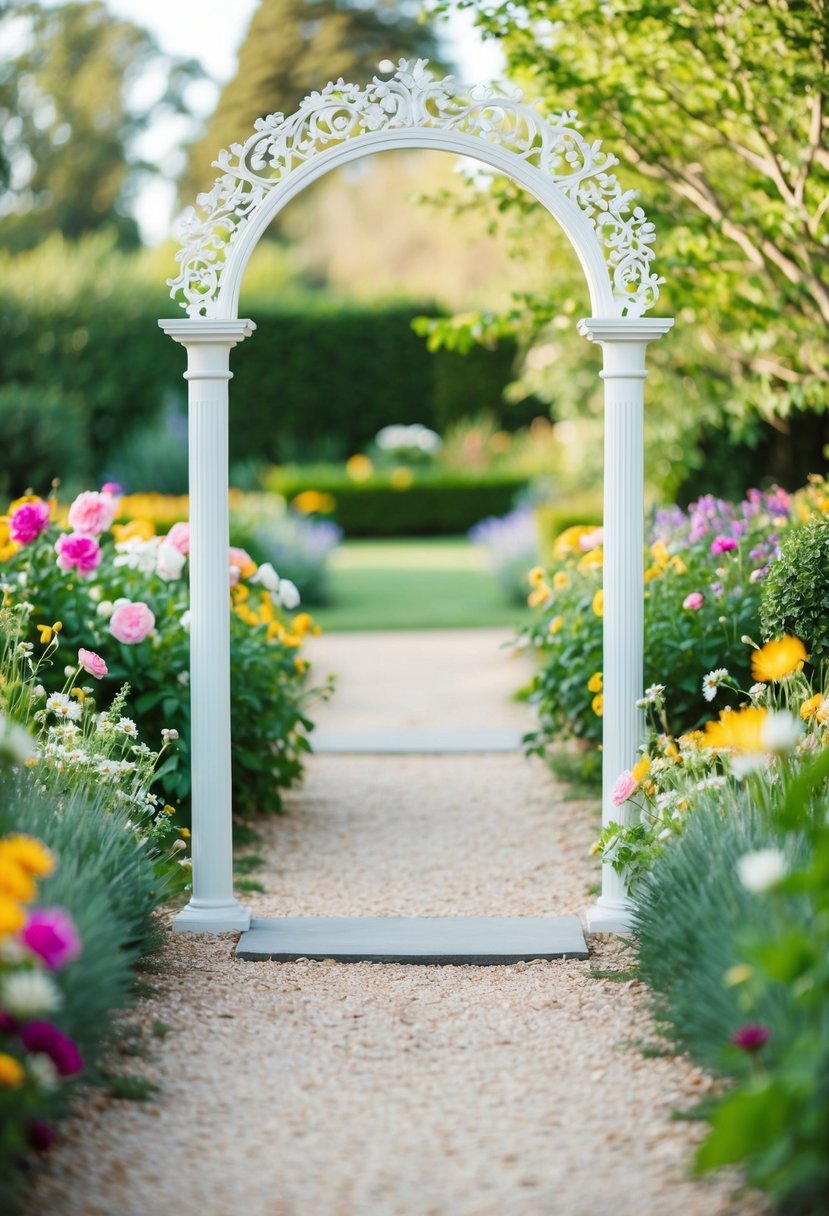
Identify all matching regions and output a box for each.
[45,693,82,722]
[737,847,788,892]
[250,562,281,594]
[277,579,301,610]
[28,1054,59,1091]
[0,969,62,1018]
[156,540,186,582]
[702,668,729,702]
[761,711,802,754]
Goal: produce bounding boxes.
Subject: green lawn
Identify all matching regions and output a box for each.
[311,537,533,632]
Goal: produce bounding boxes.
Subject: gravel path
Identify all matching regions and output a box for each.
[27,629,765,1216]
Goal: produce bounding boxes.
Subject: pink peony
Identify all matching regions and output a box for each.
[9,499,50,545]
[109,601,155,645]
[78,647,107,679]
[67,491,116,537]
[682,591,704,611]
[54,533,102,578]
[165,522,190,555]
[710,535,737,555]
[612,770,637,806]
[20,1021,83,1076]
[21,908,82,971]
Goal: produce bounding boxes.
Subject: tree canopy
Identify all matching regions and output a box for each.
[427,0,829,493]
[181,0,447,203]
[0,0,202,250]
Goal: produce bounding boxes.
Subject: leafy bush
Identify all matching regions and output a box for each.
[0,384,90,500]
[761,514,829,662]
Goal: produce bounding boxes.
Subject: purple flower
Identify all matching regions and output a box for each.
[28,1120,56,1151]
[731,1024,770,1053]
[20,1021,83,1076]
[711,535,737,555]
[21,908,82,971]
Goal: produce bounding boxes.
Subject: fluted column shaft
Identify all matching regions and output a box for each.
[159,319,256,933]
[577,318,674,933]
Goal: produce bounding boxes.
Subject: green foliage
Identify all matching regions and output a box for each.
[761,516,829,662]
[267,465,528,536]
[0,383,89,499]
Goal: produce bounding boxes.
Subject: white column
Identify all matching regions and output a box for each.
[159,318,256,933]
[577,318,674,933]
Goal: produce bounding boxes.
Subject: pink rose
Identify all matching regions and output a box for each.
[109,600,155,645]
[682,591,704,611]
[67,491,116,536]
[78,647,108,679]
[21,908,82,971]
[54,533,102,578]
[710,535,737,555]
[9,499,50,544]
[165,522,190,555]
[612,770,637,806]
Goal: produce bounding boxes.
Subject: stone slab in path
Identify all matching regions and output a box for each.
[236,915,588,964]
[311,727,523,753]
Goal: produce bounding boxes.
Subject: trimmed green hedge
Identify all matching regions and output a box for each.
[265,466,530,536]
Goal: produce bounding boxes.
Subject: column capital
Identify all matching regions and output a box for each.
[577,316,674,344]
[158,318,256,347]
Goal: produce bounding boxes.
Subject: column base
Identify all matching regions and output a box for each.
[585,899,636,935]
[173,900,252,934]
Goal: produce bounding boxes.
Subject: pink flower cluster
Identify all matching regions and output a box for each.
[9,499,50,545]
[67,491,116,537]
[21,907,82,971]
[54,533,101,578]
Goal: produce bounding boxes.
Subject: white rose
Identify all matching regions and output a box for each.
[156,540,186,582]
[277,579,300,610]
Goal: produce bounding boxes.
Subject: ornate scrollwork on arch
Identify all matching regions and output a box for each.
[169,59,661,318]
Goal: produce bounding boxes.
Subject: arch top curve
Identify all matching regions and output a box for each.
[169,59,662,320]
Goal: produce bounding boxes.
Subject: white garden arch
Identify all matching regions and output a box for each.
[160,60,673,937]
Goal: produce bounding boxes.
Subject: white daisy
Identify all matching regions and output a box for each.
[45,692,82,722]
[702,668,729,702]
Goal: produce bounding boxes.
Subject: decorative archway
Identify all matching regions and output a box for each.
[160,60,673,938]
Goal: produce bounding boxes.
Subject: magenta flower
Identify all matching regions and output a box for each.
[54,532,102,578]
[100,481,123,498]
[67,491,116,536]
[78,647,108,680]
[21,908,82,971]
[682,591,704,611]
[710,535,737,555]
[731,1024,770,1053]
[612,770,637,806]
[165,521,190,555]
[28,1120,56,1151]
[9,499,50,545]
[109,600,155,645]
[20,1021,83,1076]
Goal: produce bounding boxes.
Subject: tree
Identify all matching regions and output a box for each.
[426,0,829,494]
[0,1,203,250]
[181,0,447,202]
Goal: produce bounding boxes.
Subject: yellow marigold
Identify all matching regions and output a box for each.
[112,518,156,543]
[0,1052,25,1088]
[549,615,563,635]
[0,851,36,903]
[587,672,603,694]
[0,894,26,938]
[552,570,569,590]
[801,694,824,720]
[528,566,546,587]
[552,525,597,559]
[592,693,604,717]
[345,454,373,482]
[632,755,650,783]
[528,584,552,608]
[592,589,604,617]
[704,705,768,753]
[577,548,603,573]
[751,636,808,683]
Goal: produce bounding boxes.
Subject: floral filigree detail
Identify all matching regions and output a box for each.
[169,59,661,318]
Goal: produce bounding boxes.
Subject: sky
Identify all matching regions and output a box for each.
[97,0,505,243]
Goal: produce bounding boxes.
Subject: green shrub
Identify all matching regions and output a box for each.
[761,515,829,661]
[0,384,90,499]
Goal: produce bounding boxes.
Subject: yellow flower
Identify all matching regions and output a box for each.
[724,963,753,987]
[552,525,597,559]
[292,490,336,515]
[592,693,604,717]
[0,851,36,903]
[390,466,414,490]
[644,564,662,584]
[592,589,604,617]
[587,672,603,694]
[704,705,768,753]
[292,612,313,636]
[235,604,261,627]
[649,539,670,567]
[267,621,286,644]
[258,591,275,623]
[0,1053,25,1088]
[178,827,190,840]
[111,518,156,543]
[37,621,62,645]
[549,615,563,635]
[800,693,824,720]
[1,835,54,878]
[552,570,569,590]
[0,894,26,938]
[345,454,373,482]
[70,688,85,703]
[751,636,808,683]
[163,805,176,817]
[528,584,552,608]
[231,584,250,604]
[670,555,687,575]
[577,548,603,572]
[293,657,307,675]
[0,517,18,563]
[632,755,650,783]
[528,566,546,587]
